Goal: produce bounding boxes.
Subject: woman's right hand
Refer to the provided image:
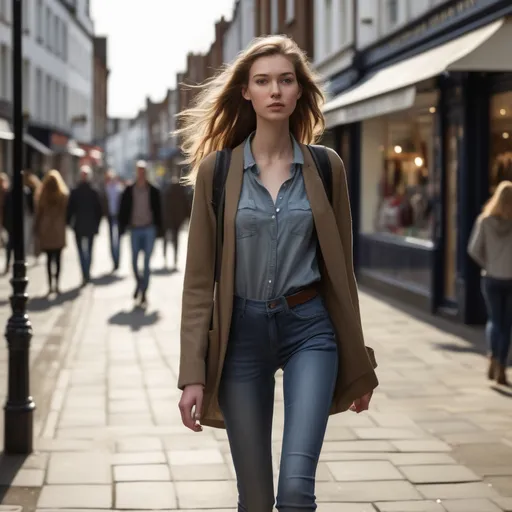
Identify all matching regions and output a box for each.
[178,384,204,432]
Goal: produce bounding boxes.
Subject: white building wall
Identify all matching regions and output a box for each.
[0,0,93,141]
[241,0,255,50]
[223,2,242,64]
[314,0,355,80]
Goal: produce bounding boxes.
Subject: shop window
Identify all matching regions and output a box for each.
[388,0,398,25]
[361,91,438,241]
[490,91,512,194]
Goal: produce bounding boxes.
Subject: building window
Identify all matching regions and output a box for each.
[36,69,42,120]
[36,0,43,42]
[23,59,30,114]
[46,7,51,50]
[325,0,333,55]
[53,15,58,54]
[23,0,30,33]
[62,85,68,126]
[0,45,7,100]
[46,76,51,123]
[270,0,278,33]
[286,0,294,23]
[55,82,61,127]
[61,22,67,61]
[0,0,12,24]
[388,0,398,25]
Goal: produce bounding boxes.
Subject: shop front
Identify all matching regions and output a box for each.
[323,12,512,324]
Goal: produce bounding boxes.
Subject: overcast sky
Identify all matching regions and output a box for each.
[90,0,236,118]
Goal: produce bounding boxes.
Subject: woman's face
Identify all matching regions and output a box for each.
[243,54,302,123]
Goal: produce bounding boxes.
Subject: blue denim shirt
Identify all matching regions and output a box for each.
[234,133,321,300]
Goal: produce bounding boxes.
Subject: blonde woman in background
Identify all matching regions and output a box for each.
[468,180,512,386]
[34,170,69,295]
[177,35,378,511]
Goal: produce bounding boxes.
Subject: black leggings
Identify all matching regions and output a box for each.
[46,249,62,286]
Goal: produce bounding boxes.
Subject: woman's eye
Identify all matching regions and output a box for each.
[282,78,293,84]
[256,79,267,85]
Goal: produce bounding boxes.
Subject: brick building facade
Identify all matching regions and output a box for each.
[93,36,109,146]
[177,0,314,115]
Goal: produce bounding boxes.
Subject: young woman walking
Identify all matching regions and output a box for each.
[468,180,512,386]
[177,35,379,512]
[34,170,69,295]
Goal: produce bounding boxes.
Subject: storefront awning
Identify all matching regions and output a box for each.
[23,133,53,156]
[324,18,512,127]
[0,119,14,140]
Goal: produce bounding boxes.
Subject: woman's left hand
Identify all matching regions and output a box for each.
[349,391,373,413]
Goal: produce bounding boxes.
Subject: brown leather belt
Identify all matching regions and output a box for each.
[267,285,318,310]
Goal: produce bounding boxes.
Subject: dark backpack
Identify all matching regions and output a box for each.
[211,145,332,282]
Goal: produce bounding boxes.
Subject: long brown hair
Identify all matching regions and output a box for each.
[176,35,326,186]
[36,169,69,211]
[482,180,512,220]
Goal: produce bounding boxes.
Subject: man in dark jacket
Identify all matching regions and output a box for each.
[161,172,190,270]
[67,165,103,285]
[118,160,162,306]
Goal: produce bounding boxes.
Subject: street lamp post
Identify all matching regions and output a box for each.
[4,0,34,455]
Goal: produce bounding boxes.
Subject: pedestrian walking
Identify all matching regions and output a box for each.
[177,35,378,511]
[23,170,42,263]
[118,161,162,307]
[33,169,69,295]
[468,180,512,386]
[102,169,124,271]
[2,174,35,274]
[161,172,190,270]
[67,165,103,286]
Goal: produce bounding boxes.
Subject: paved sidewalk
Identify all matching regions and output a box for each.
[1,226,512,511]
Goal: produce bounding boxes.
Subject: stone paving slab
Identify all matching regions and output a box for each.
[3,227,512,511]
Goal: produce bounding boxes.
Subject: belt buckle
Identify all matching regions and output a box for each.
[268,300,278,309]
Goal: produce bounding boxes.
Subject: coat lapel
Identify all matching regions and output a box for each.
[300,144,351,302]
[215,143,245,391]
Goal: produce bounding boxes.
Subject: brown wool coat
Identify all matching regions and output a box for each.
[34,196,68,251]
[178,142,379,429]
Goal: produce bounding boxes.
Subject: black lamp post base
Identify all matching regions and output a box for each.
[4,401,35,454]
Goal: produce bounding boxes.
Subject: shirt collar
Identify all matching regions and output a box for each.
[243,132,304,173]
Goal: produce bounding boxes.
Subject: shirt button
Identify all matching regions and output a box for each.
[269,280,272,284]
[271,215,275,219]
[276,208,280,213]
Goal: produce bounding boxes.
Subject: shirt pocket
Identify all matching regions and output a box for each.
[287,198,314,238]
[236,198,258,239]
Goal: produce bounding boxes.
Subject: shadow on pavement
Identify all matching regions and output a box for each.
[27,286,81,312]
[91,272,125,286]
[108,307,161,332]
[0,453,26,497]
[491,384,512,397]
[152,267,179,276]
[360,285,488,356]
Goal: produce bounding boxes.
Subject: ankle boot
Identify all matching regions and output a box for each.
[487,356,498,380]
[496,364,509,386]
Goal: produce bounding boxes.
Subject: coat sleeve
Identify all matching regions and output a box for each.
[467,215,486,269]
[177,154,217,390]
[326,147,377,370]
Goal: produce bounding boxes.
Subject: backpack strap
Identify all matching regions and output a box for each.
[307,144,332,204]
[212,148,232,283]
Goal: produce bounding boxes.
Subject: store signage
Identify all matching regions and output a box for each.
[324,87,416,128]
[365,0,500,66]
[385,0,477,50]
